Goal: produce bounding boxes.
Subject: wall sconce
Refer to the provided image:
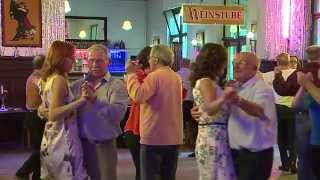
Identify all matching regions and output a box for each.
[191,39,198,47]
[246,31,254,39]
[65,0,71,13]
[79,30,87,39]
[191,39,201,53]
[122,20,133,31]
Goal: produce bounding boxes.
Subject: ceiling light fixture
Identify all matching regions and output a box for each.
[65,0,71,13]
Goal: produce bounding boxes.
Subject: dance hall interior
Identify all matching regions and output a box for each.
[0,0,319,180]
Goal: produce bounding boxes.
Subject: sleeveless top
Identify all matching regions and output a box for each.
[193,78,229,125]
[39,74,87,180]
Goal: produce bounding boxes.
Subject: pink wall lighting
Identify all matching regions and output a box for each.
[282,0,291,39]
[265,0,309,59]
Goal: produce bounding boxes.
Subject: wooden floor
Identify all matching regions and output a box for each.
[0,147,297,180]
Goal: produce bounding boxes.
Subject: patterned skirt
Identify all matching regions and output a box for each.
[195,124,236,180]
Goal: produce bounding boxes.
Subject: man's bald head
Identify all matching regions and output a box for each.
[33,55,45,70]
[233,52,260,83]
[276,53,290,66]
[235,52,260,70]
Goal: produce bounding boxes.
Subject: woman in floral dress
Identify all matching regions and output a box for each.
[190,43,236,180]
[39,41,87,180]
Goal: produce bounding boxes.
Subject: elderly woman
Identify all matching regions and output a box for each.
[126,44,183,180]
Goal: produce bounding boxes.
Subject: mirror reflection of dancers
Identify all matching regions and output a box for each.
[9,0,36,41]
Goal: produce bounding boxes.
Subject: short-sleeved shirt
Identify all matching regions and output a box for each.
[229,76,277,152]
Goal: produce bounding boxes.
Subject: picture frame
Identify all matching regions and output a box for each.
[251,23,257,33]
[250,39,257,53]
[1,0,42,47]
[196,31,205,47]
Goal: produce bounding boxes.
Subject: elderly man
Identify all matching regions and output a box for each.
[126,44,183,180]
[262,53,297,173]
[71,44,128,180]
[16,55,46,180]
[192,52,277,180]
[228,52,277,180]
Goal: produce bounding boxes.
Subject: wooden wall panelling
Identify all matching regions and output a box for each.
[0,57,33,108]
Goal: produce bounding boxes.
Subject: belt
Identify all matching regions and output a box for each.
[198,122,227,127]
[233,147,273,153]
[81,138,114,144]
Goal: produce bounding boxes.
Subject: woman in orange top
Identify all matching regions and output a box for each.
[124,46,151,180]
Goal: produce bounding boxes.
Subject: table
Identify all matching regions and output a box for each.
[0,107,28,148]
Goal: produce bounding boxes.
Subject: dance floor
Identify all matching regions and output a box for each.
[0,147,296,180]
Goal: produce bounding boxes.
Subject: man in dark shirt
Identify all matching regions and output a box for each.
[273,45,320,180]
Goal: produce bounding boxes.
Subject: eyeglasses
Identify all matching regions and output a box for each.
[88,58,105,64]
[232,60,247,66]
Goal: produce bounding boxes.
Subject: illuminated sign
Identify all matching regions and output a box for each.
[182,4,244,25]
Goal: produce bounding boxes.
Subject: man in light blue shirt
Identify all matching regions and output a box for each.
[71,44,128,180]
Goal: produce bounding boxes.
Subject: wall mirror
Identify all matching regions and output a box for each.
[65,16,107,41]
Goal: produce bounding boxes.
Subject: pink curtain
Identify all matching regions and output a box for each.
[265,0,311,59]
[265,0,286,60]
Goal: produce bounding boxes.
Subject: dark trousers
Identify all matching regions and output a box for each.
[295,111,316,180]
[17,111,45,180]
[140,144,179,180]
[82,138,117,180]
[182,100,197,149]
[276,104,297,169]
[231,147,273,180]
[311,145,320,180]
[124,131,140,180]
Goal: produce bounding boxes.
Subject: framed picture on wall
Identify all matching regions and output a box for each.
[251,23,257,33]
[1,0,42,47]
[196,31,205,47]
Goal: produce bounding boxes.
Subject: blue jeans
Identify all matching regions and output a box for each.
[140,144,178,180]
[295,111,315,180]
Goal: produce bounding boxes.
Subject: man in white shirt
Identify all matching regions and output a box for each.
[192,52,277,180]
[262,53,297,173]
[228,52,277,180]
